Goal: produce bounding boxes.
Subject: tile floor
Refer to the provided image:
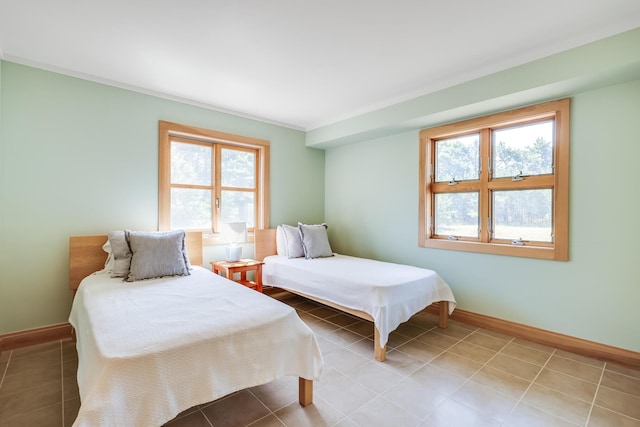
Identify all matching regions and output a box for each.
[1,295,639,426]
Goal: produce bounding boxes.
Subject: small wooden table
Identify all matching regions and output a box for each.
[211,259,264,292]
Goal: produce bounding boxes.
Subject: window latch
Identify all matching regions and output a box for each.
[448,177,458,186]
[215,197,220,209]
[447,235,458,241]
[511,238,527,246]
[512,171,525,181]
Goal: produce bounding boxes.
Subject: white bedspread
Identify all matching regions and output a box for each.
[69,266,323,427]
[263,255,457,348]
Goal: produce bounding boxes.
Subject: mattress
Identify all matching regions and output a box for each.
[69,266,323,427]
[263,254,457,348]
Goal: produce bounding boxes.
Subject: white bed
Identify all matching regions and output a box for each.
[68,232,323,427]
[255,228,457,361]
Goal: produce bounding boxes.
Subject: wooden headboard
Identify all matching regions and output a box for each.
[254,228,277,261]
[69,231,203,290]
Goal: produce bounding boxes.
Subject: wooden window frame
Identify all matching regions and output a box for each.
[159,121,270,245]
[419,98,570,261]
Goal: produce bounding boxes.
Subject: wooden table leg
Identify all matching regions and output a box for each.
[374,327,386,362]
[299,378,313,406]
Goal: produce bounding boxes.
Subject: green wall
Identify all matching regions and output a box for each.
[0,61,325,334]
[325,79,640,352]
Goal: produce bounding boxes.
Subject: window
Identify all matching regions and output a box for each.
[159,121,269,244]
[419,99,569,260]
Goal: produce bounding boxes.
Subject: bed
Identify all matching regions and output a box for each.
[255,227,457,362]
[68,231,323,427]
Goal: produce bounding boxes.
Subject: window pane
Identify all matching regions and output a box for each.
[493,189,552,242]
[435,134,480,182]
[434,192,479,238]
[222,148,255,188]
[171,141,212,185]
[492,120,553,178]
[171,188,212,230]
[221,190,255,228]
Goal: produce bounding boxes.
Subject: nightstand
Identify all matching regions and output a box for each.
[211,259,264,292]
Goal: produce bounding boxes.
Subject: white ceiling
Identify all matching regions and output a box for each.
[1,1,639,130]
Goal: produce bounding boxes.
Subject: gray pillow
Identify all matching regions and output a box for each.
[298,223,334,259]
[125,230,190,282]
[108,230,132,278]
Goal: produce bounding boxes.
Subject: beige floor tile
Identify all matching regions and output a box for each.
[546,354,604,383]
[486,353,542,381]
[475,328,514,341]
[0,365,61,397]
[512,338,555,354]
[448,341,497,365]
[396,339,444,362]
[381,349,426,376]
[386,331,413,348]
[200,389,270,427]
[501,342,552,366]
[323,347,368,374]
[554,349,605,368]
[297,311,324,325]
[247,413,286,427]
[323,328,364,347]
[0,351,9,363]
[595,385,640,420]
[430,351,483,379]
[409,364,466,396]
[431,322,475,340]
[426,398,501,427]
[163,409,211,427]
[5,350,62,375]
[600,369,640,396]
[306,319,341,337]
[274,395,344,427]
[504,402,581,427]
[1,402,62,427]
[332,416,360,427]
[451,380,518,421]
[315,335,342,356]
[315,375,375,416]
[315,366,344,390]
[587,405,640,427]
[521,383,592,425]
[415,330,460,350]
[347,360,405,394]
[307,306,341,319]
[534,367,598,402]
[463,331,511,352]
[343,320,375,338]
[63,396,80,427]
[0,381,63,422]
[325,313,359,328]
[11,342,60,359]
[395,321,431,338]
[606,362,640,380]
[291,300,323,312]
[382,376,447,419]
[345,337,375,359]
[470,366,531,399]
[350,395,421,427]
[250,376,298,411]
[407,312,440,330]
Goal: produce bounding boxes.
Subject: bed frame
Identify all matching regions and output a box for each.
[68,231,313,407]
[255,228,449,362]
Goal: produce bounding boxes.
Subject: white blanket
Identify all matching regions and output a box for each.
[263,255,457,348]
[69,266,323,427]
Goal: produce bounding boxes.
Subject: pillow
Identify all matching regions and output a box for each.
[102,239,114,274]
[125,230,190,282]
[298,222,334,259]
[276,224,305,258]
[108,230,132,278]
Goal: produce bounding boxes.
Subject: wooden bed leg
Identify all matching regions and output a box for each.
[299,378,313,407]
[438,301,449,329]
[374,327,387,362]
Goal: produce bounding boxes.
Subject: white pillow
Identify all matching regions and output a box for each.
[276,224,305,258]
[298,222,333,259]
